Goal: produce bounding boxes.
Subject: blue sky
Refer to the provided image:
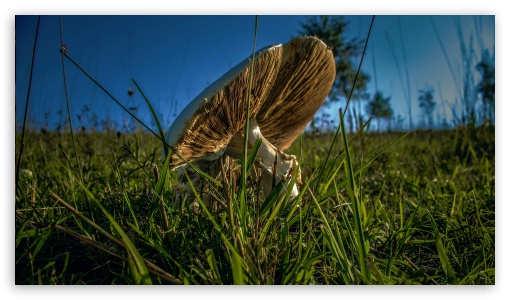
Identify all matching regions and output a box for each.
[15,15,494,131]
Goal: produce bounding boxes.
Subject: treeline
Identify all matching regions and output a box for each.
[301,16,495,133]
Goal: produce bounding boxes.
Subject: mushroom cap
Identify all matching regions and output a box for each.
[257,36,336,150]
[166,36,335,169]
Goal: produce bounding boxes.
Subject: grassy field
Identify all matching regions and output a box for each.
[15,122,495,285]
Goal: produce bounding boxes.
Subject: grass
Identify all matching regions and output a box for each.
[14,16,494,285]
[14,121,495,285]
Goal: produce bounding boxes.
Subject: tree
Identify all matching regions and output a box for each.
[475,49,495,123]
[418,88,436,128]
[395,114,406,131]
[299,16,370,105]
[365,91,393,132]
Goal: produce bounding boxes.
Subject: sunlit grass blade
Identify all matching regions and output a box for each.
[322,158,345,194]
[206,249,223,284]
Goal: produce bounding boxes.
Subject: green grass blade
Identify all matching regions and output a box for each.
[126,221,188,278]
[258,181,288,244]
[31,227,53,262]
[310,190,352,283]
[78,188,152,284]
[183,169,247,284]
[339,109,371,284]
[246,138,262,171]
[154,149,173,196]
[205,249,222,284]
[132,79,168,157]
[259,179,286,217]
[115,168,139,229]
[238,16,259,239]
[428,210,458,282]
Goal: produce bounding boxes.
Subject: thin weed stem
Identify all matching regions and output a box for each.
[343,15,375,117]
[60,16,84,183]
[61,52,161,140]
[16,15,41,193]
[398,16,414,129]
[239,15,259,236]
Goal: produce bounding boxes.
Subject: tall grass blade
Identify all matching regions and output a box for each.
[16,15,41,193]
[239,15,259,238]
[132,79,168,157]
[343,15,375,115]
[155,149,173,196]
[339,108,371,283]
[397,16,414,129]
[59,16,83,184]
[61,52,161,139]
[61,50,225,191]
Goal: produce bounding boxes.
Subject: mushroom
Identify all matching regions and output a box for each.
[166,36,335,205]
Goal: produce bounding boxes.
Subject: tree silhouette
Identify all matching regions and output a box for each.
[365,91,393,132]
[475,49,495,123]
[418,88,436,128]
[299,16,370,104]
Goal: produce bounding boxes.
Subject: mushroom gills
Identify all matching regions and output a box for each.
[225,118,300,198]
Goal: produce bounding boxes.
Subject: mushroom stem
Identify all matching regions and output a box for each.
[226,118,300,198]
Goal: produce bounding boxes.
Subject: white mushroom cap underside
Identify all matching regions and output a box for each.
[166,44,283,168]
[166,36,335,169]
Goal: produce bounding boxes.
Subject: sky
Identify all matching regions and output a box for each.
[15,15,494,132]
